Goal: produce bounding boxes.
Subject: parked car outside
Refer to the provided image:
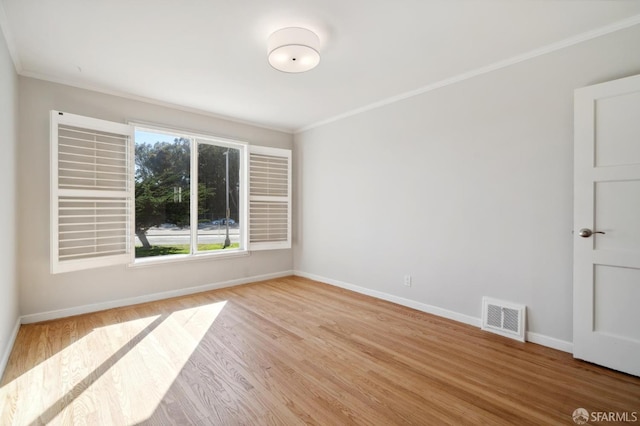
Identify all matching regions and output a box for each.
[212,218,237,226]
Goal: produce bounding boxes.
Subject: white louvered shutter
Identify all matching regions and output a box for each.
[50,111,133,273]
[248,146,291,250]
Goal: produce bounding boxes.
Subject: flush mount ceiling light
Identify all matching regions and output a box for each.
[268,27,320,73]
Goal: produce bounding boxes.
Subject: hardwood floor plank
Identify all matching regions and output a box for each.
[2,276,639,425]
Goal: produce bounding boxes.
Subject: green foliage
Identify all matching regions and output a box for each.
[134,136,240,240]
[135,245,185,257]
[135,138,191,233]
[198,144,240,221]
[135,243,240,258]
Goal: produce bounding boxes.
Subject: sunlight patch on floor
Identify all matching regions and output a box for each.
[1,314,160,425]
[0,301,227,425]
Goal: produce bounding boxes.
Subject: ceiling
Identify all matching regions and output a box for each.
[2,1,640,133]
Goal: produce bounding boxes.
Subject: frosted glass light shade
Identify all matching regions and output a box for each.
[268,27,320,73]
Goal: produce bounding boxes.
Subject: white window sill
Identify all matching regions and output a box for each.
[128,249,250,268]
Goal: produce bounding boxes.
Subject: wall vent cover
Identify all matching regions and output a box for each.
[481,297,526,342]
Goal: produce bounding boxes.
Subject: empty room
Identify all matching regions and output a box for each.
[1,1,640,424]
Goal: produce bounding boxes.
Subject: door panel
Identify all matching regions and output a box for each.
[595,91,640,167]
[574,74,640,377]
[594,180,640,252]
[594,265,640,342]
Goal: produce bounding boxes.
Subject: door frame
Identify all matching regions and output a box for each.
[573,74,640,376]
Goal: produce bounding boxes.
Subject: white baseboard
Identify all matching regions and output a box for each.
[294,270,481,328]
[526,331,573,353]
[20,270,294,324]
[0,316,21,378]
[294,270,573,354]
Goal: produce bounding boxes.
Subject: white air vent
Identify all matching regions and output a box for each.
[481,297,526,342]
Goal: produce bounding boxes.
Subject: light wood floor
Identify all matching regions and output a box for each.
[1,277,639,425]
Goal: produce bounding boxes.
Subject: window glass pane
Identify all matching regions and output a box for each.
[134,131,191,258]
[197,143,241,252]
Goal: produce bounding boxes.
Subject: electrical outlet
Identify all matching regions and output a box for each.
[404,274,412,287]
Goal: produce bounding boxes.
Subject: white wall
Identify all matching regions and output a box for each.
[18,78,293,317]
[294,25,640,344]
[0,28,19,370]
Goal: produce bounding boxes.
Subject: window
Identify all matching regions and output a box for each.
[196,141,242,253]
[133,128,244,260]
[51,111,291,273]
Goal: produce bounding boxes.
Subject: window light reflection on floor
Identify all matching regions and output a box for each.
[0,300,227,425]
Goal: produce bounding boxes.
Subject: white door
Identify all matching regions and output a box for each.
[574,74,640,377]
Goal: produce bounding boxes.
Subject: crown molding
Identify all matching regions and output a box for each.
[296,13,640,134]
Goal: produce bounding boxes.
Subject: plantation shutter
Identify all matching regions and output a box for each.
[50,111,133,273]
[248,146,291,250]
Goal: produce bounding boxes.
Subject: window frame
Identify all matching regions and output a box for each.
[131,123,249,266]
